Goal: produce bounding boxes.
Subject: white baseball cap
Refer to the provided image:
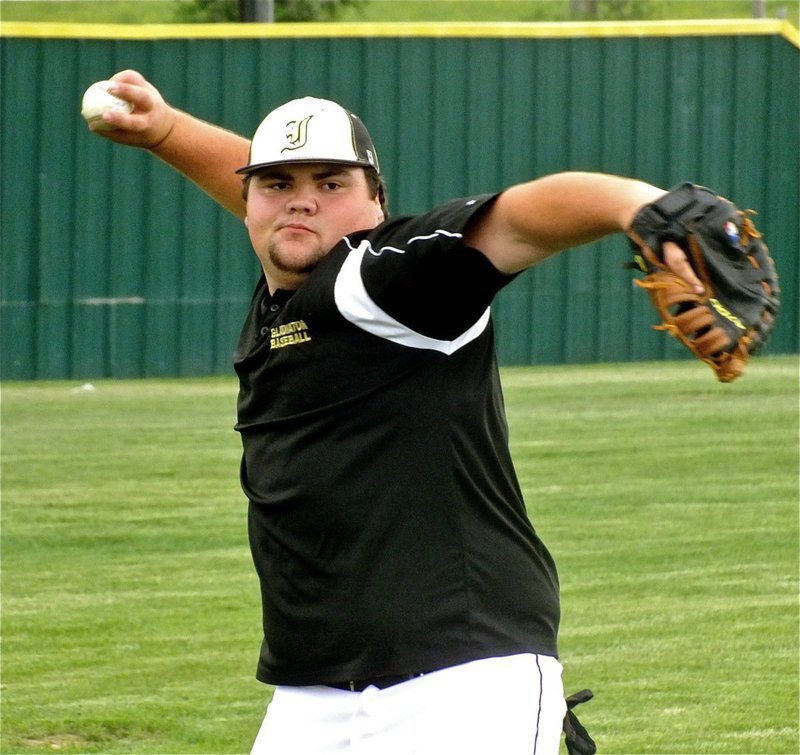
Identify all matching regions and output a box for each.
[236,96,380,175]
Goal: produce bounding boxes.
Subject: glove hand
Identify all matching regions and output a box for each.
[663,240,704,295]
[628,183,780,382]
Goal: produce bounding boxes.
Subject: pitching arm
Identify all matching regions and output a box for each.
[85,70,250,219]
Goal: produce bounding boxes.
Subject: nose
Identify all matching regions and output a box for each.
[286,185,318,214]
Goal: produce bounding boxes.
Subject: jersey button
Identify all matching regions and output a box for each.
[269,303,280,312]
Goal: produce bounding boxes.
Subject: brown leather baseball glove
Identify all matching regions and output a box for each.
[628,183,780,382]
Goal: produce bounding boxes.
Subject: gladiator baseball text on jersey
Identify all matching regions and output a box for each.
[270,320,311,349]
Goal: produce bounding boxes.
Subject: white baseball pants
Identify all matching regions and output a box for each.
[250,653,566,755]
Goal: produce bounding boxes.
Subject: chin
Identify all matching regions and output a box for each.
[268,244,327,277]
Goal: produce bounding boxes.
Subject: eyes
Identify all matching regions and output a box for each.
[254,176,348,194]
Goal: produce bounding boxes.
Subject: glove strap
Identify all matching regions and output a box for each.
[654,182,710,219]
[562,689,597,755]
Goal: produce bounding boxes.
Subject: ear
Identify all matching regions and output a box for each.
[244,215,249,228]
[371,193,384,225]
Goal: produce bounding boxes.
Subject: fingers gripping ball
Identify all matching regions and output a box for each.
[629,183,780,382]
[81,81,133,130]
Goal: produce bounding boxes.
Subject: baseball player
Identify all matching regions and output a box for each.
[87,70,705,755]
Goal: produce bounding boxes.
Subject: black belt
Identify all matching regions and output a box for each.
[327,672,428,692]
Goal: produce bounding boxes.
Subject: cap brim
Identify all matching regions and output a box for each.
[235,158,378,176]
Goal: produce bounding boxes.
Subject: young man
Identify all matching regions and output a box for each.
[88,70,702,755]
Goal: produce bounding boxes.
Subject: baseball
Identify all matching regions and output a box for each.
[81,80,133,130]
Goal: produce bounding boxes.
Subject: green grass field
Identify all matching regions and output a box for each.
[2,357,798,753]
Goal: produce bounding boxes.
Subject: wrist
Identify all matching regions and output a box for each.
[621,182,666,231]
[147,107,179,153]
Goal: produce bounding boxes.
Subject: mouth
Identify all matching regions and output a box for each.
[279,222,315,234]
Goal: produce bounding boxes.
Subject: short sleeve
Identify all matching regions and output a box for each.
[352,194,516,341]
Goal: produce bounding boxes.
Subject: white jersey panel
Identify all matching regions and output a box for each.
[334,238,491,355]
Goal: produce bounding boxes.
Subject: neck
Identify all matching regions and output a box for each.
[264,269,307,295]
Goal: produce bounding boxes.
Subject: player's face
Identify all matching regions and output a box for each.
[245,163,383,291]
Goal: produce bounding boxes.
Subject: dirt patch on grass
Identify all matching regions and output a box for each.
[21,733,90,751]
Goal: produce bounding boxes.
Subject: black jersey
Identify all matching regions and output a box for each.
[233,194,560,687]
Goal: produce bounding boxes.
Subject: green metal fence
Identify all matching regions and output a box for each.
[2,21,797,379]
